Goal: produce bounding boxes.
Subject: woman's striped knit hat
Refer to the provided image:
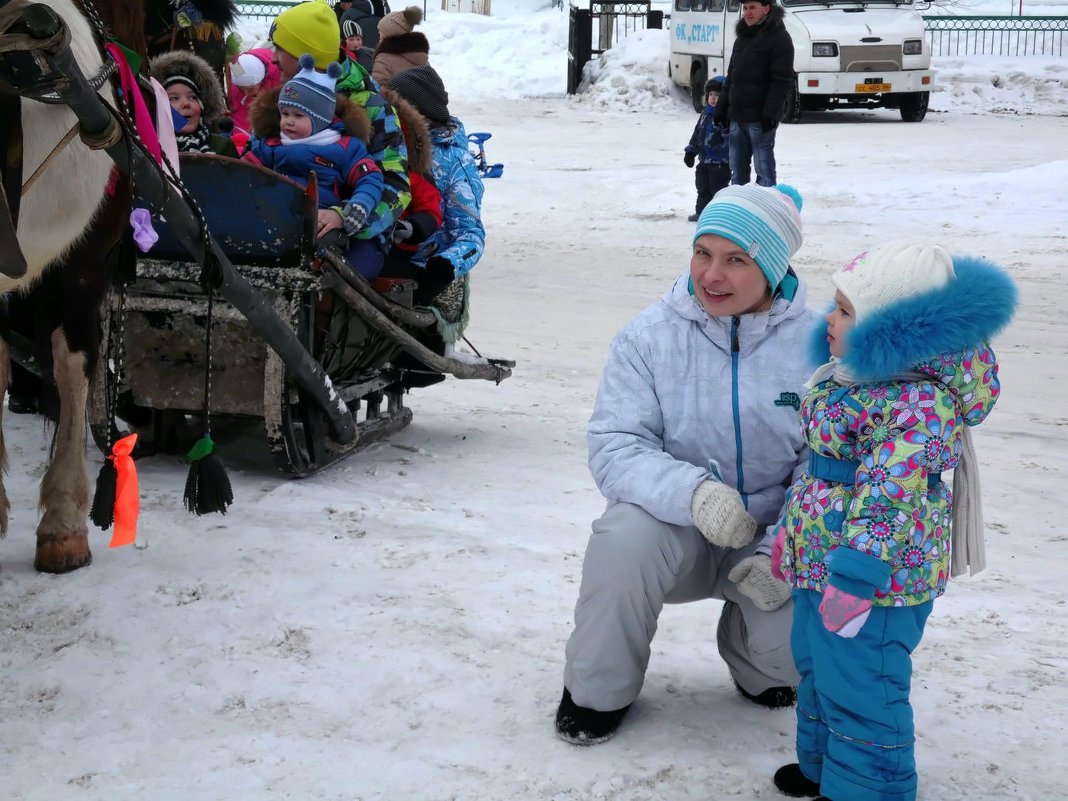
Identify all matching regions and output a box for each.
[693,183,804,294]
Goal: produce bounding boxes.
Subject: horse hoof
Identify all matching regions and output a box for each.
[34,531,92,574]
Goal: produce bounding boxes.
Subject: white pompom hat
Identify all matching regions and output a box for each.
[832,240,956,322]
[231,53,266,88]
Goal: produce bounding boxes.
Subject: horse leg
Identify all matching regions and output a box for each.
[35,328,91,573]
[0,339,10,536]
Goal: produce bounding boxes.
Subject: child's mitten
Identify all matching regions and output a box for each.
[819,584,872,638]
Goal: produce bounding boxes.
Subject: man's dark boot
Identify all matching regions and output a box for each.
[554,687,631,746]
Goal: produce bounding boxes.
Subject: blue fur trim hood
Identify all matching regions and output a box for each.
[809,255,1018,382]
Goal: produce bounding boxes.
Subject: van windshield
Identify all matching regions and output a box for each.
[781,0,913,6]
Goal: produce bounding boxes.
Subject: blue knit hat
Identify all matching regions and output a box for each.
[278,54,341,134]
[694,184,804,296]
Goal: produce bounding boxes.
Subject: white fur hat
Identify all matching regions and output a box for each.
[832,240,956,322]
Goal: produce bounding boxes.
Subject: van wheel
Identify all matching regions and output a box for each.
[690,62,707,113]
[781,77,802,124]
[899,91,929,122]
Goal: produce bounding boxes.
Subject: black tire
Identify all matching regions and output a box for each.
[781,76,802,124]
[690,61,707,113]
[899,91,929,122]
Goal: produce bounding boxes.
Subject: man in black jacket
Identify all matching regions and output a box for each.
[714,0,794,186]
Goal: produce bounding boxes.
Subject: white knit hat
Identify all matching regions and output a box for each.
[231,53,266,88]
[832,241,955,322]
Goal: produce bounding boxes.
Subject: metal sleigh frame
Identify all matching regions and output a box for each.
[1,2,514,477]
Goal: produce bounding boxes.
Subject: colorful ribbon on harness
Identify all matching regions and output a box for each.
[104,42,162,164]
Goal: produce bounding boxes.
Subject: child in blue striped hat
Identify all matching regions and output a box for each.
[247,54,389,277]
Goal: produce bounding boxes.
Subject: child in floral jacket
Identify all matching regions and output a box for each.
[768,241,1017,801]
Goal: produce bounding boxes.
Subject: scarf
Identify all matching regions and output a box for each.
[805,361,985,578]
[280,128,342,147]
[176,121,213,153]
[804,357,855,391]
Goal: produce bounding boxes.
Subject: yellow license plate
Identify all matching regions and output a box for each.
[855,83,891,93]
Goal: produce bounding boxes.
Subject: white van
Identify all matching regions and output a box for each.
[668,0,934,122]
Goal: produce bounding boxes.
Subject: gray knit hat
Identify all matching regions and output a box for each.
[387,64,450,126]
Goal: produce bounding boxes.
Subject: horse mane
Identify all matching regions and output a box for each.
[91,0,148,61]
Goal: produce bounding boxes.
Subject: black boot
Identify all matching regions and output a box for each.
[773,763,821,798]
[734,679,797,708]
[554,687,631,746]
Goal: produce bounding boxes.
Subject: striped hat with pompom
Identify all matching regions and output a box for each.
[278,54,341,134]
[694,183,804,297]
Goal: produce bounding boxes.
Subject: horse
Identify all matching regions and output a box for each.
[0,0,233,573]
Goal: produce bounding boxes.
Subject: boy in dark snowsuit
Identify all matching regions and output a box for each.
[684,76,730,222]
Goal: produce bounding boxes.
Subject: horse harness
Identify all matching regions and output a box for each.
[0,0,118,278]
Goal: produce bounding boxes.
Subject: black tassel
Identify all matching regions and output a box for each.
[183,435,233,516]
[198,250,224,292]
[90,457,117,530]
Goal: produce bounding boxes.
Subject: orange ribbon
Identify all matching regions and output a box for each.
[108,433,140,548]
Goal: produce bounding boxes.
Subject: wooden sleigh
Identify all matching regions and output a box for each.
[88,154,514,477]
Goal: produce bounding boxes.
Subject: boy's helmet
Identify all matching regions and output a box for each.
[705,75,725,94]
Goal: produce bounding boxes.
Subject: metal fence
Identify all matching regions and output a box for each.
[589,1,661,56]
[233,1,297,24]
[923,16,1068,57]
[232,5,1066,59]
[567,2,664,93]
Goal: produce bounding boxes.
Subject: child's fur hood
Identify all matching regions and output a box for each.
[380,86,433,175]
[150,50,228,123]
[249,86,373,143]
[808,255,1017,381]
[374,31,430,56]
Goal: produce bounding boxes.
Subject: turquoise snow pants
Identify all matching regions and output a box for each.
[793,589,933,801]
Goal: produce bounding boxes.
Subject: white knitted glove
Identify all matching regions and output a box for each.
[728,556,792,612]
[690,480,757,549]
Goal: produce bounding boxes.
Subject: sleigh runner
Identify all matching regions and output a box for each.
[88,153,513,477]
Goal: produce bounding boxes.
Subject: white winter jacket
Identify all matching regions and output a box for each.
[588,272,820,529]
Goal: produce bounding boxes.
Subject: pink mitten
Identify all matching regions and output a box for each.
[770,525,787,581]
[819,584,872,638]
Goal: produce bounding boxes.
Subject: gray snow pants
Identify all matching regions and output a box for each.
[563,501,799,712]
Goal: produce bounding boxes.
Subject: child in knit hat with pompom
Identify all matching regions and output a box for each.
[246,54,389,279]
[766,242,1017,801]
[371,5,428,85]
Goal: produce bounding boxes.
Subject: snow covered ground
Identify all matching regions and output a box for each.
[1,3,1066,800]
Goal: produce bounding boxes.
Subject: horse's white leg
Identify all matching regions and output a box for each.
[0,338,9,536]
[35,329,91,573]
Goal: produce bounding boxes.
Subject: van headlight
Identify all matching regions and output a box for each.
[812,42,839,57]
[903,39,923,55]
